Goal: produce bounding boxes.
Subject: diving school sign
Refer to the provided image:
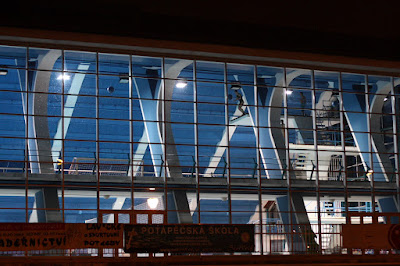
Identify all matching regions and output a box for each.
[124,224,254,253]
[0,223,123,251]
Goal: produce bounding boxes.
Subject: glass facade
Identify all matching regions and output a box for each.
[0,44,399,256]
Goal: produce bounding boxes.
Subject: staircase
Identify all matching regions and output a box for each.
[328,155,343,181]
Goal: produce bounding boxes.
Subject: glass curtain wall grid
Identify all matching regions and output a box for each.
[0,44,399,256]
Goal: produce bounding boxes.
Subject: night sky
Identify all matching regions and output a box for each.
[2,1,400,61]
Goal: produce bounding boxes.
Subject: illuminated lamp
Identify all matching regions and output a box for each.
[57,74,70,80]
[147,197,159,210]
[176,80,187,88]
[366,166,373,178]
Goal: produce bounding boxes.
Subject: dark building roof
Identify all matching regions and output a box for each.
[2,1,400,61]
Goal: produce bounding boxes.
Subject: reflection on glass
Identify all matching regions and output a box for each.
[0,44,399,256]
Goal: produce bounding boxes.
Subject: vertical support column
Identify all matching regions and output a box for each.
[27,50,62,223]
[163,61,191,178]
[161,57,169,225]
[224,63,233,225]
[369,81,396,183]
[292,193,319,253]
[311,70,322,253]
[193,60,201,224]
[392,78,400,214]
[279,69,313,253]
[60,49,65,223]
[129,54,135,222]
[35,188,62,223]
[247,85,284,179]
[275,195,302,253]
[378,78,400,223]
[339,73,350,250]
[276,193,318,254]
[255,66,264,254]
[96,52,101,226]
[282,67,293,253]
[365,75,376,218]
[24,48,29,224]
[30,50,62,173]
[162,60,193,224]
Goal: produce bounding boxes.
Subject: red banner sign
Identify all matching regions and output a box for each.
[0,223,123,251]
[342,224,393,249]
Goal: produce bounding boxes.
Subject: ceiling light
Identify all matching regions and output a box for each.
[57,74,70,81]
[285,90,293,95]
[119,77,129,84]
[230,84,242,90]
[147,197,159,210]
[176,80,187,88]
[149,188,156,191]
[0,69,8,76]
[259,75,274,78]
[143,66,161,70]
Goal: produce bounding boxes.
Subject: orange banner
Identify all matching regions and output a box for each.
[0,223,123,251]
